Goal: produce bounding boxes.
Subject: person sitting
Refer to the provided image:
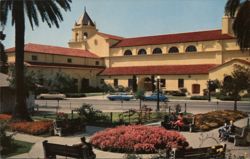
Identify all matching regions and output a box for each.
[174,113,184,130]
[219,122,230,141]
[73,137,96,159]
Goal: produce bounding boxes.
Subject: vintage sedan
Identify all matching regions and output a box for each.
[37,92,66,100]
[143,93,168,102]
[107,92,134,101]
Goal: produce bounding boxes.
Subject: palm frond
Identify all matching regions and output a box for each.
[33,0,71,28]
[24,0,39,30]
[233,0,250,51]
[0,0,12,26]
[225,0,240,17]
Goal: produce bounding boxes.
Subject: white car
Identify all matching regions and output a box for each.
[37,93,66,100]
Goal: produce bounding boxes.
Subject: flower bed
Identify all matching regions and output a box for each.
[90,125,188,153]
[195,110,248,131]
[0,114,12,121]
[9,120,53,135]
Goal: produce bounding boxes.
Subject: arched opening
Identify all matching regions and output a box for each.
[138,49,147,55]
[168,47,179,53]
[186,45,197,52]
[224,75,233,83]
[144,77,152,91]
[152,48,162,54]
[83,32,88,40]
[75,33,79,41]
[124,50,132,56]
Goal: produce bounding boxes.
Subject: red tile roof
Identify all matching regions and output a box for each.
[97,32,124,40]
[100,64,217,76]
[6,43,100,58]
[22,61,105,70]
[209,59,250,72]
[113,30,234,48]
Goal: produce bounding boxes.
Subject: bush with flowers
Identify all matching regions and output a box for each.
[8,120,53,135]
[0,114,12,121]
[90,125,188,153]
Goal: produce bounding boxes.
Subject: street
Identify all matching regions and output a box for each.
[35,98,250,114]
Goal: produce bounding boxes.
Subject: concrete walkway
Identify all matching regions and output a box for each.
[9,118,250,159]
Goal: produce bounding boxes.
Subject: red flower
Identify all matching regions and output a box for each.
[90,125,188,153]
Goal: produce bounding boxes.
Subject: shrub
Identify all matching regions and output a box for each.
[65,93,86,98]
[9,120,53,135]
[190,96,209,100]
[0,122,13,154]
[90,125,188,153]
[217,95,240,101]
[76,103,109,123]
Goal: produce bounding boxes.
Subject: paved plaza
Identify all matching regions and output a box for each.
[9,117,250,159]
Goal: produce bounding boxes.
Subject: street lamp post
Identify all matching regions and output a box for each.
[156,76,160,111]
[208,80,213,102]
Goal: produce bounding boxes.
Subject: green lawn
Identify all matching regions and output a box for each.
[2,140,34,158]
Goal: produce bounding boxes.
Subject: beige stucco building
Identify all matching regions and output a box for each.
[6,11,250,95]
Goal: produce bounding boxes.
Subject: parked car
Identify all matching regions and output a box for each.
[143,92,168,102]
[107,92,134,101]
[37,92,66,100]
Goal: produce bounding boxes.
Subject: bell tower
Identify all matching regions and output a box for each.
[222,15,234,36]
[68,8,98,49]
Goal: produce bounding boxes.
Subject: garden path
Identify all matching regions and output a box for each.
[9,118,250,159]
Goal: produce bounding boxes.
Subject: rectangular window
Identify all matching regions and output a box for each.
[160,79,166,87]
[67,58,72,63]
[114,79,118,87]
[95,61,100,66]
[192,84,200,94]
[128,79,133,88]
[178,79,184,88]
[31,55,38,61]
[100,79,104,85]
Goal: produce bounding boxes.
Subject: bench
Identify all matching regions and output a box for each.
[167,144,226,159]
[53,118,86,136]
[42,140,95,159]
[161,115,195,132]
[229,126,250,146]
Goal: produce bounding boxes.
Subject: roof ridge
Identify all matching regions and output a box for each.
[6,43,100,58]
[123,29,223,40]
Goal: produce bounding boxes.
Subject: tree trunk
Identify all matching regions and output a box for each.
[12,1,31,121]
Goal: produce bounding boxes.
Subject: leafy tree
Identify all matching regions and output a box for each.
[135,89,145,110]
[46,72,77,93]
[221,64,250,110]
[0,31,8,74]
[0,0,71,121]
[225,0,250,51]
[8,66,37,96]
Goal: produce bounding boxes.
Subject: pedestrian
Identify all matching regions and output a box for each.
[73,137,96,159]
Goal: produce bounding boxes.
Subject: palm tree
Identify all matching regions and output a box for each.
[0,0,71,121]
[225,0,250,51]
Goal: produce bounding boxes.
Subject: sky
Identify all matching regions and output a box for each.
[3,0,228,49]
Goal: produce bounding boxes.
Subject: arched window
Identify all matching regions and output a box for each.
[186,45,197,52]
[224,76,233,83]
[138,49,147,55]
[83,32,88,40]
[124,50,132,56]
[168,47,179,53]
[152,48,162,54]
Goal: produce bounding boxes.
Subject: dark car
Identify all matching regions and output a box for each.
[107,93,134,101]
[143,93,168,102]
